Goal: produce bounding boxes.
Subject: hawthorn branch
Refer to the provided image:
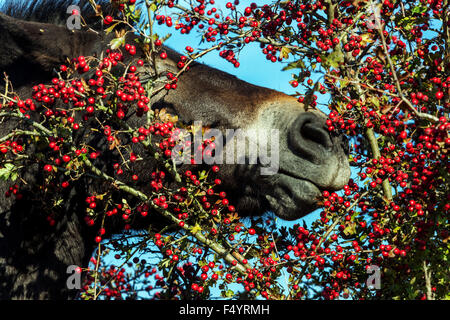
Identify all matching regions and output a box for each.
[323,0,392,204]
[377,27,439,123]
[144,0,159,79]
[331,66,394,201]
[93,237,149,299]
[172,3,311,55]
[423,260,435,300]
[293,190,369,297]
[365,128,393,201]
[328,76,394,201]
[0,129,48,144]
[0,111,54,137]
[82,157,248,275]
[93,213,106,298]
[317,190,369,250]
[151,31,252,98]
[443,0,449,109]
[95,100,181,182]
[324,0,337,26]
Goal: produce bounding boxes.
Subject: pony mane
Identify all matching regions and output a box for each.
[0,0,113,27]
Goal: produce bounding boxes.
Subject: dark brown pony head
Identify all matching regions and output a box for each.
[154,52,351,220]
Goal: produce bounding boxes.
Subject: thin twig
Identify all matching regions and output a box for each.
[82,157,248,275]
[377,27,439,123]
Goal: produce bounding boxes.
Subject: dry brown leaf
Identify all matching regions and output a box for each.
[108,136,120,150]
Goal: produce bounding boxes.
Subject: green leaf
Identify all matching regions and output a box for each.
[411,5,427,14]
[104,22,119,34]
[280,47,291,60]
[110,36,125,50]
[10,171,18,182]
[0,163,17,181]
[339,77,350,89]
[130,9,142,22]
[190,224,201,234]
[321,49,344,69]
[199,170,207,180]
[282,60,306,71]
[343,222,356,236]
[225,289,234,298]
[359,33,374,46]
[369,96,380,108]
[398,16,426,31]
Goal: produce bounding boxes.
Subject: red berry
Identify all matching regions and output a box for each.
[104,16,113,24]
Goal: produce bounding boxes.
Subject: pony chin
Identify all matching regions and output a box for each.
[264,174,322,220]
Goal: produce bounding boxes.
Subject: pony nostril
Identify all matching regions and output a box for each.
[288,112,334,164]
[301,121,333,151]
